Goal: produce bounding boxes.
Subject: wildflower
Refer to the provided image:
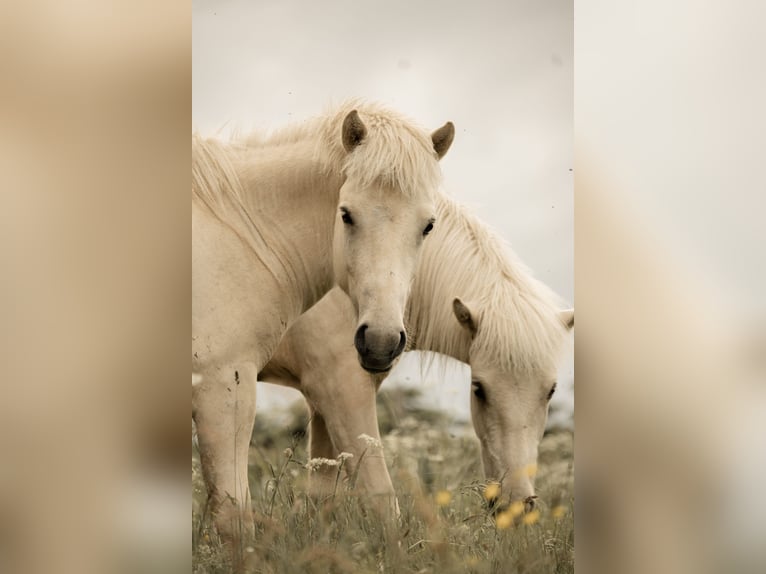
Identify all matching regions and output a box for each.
[337,452,354,462]
[508,500,525,518]
[513,463,538,479]
[305,457,340,471]
[522,509,540,525]
[495,510,513,529]
[283,447,293,459]
[483,482,501,501]
[357,433,383,449]
[435,490,452,506]
[551,505,567,519]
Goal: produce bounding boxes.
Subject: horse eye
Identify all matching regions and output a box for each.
[547,383,557,401]
[472,380,486,402]
[422,220,434,236]
[340,208,354,225]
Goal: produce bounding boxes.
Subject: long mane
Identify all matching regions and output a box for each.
[194,99,443,215]
[409,197,570,375]
[192,100,445,300]
[192,134,288,278]
[242,99,442,199]
[192,99,441,247]
[192,134,246,214]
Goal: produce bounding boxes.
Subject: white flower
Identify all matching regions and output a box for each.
[337,452,354,462]
[305,457,340,471]
[357,433,383,449]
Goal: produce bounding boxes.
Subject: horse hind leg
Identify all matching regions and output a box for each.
[306,408,340,502]
[192,363,257,547]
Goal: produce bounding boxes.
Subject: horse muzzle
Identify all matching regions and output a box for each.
[488,494,539,517]
[354,324,406,373]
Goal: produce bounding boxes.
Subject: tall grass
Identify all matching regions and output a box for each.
[193,388,574,573]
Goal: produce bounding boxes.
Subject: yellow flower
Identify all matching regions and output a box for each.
[512,463,538,479]
[508,500,525,517]
[496,510,513,529]
[522,509,540,525]
[435,490,452,506]
[483,482,501,501]
[551,505,567,519]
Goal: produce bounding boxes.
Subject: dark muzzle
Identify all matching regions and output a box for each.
[354,324,406,373]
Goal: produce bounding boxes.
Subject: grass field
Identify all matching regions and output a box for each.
[192,388,574,573]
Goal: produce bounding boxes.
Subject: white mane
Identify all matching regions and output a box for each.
[243,99,442,199]
[409,197,570,375]
[192,100,445,287]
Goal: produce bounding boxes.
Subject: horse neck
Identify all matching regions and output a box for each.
[234,139,343,317]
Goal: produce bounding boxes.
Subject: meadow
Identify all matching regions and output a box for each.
[192,387,574,573]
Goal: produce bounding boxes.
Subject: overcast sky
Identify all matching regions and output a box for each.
[193,0,574,422]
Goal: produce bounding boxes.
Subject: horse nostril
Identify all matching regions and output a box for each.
[393,330,407,357]
[524,495,538,513]
[354,324,368,353]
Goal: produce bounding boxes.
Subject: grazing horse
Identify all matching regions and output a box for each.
[192,101,454,541]
[260,195,573,511]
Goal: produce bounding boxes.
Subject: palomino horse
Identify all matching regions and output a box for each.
[260,195,573,511]
[192,101,454,541]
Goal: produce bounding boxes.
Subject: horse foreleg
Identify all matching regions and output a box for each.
[192,364,257,546]
[303,366,397,515]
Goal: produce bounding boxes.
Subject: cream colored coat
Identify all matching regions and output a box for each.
[192,101,454,542]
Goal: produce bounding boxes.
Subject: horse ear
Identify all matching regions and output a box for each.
[342,110,367,152]
[431,121,455,160]
[560,309,574,330]
[453,297,477,335]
